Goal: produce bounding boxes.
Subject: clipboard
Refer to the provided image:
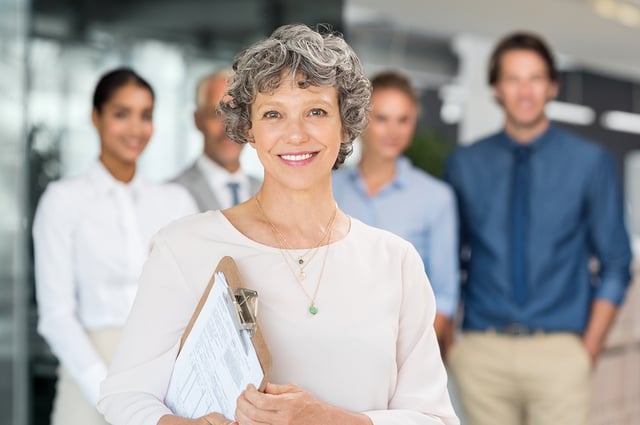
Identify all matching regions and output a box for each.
[177,256,271,390]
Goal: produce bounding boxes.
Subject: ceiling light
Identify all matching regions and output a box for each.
[616,2,640,26]
[545,101,595,126]
[593,0,618,18]
[601,110,640,134]
[591,0,640,28]
[440,103,463,124]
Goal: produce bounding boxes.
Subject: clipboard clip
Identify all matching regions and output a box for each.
[227,287,259,338]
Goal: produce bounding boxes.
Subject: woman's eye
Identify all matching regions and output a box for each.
[309,108,327,117]
[264,111,280,119]
[114,110,128,119]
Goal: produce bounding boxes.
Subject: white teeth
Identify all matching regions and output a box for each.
[280,153,313,161]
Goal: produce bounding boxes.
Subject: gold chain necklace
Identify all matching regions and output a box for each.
[277,226,332,315]
[255,196,335,315]
[255,196,336,281]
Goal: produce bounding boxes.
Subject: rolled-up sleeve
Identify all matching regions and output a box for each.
[425,187,459,318]
[586,150,632,305]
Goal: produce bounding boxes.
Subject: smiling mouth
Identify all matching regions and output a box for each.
[124,140,145,149]
[279,152,317,161]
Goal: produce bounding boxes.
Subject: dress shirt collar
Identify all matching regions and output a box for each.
[349,156,411,192]
[499,123,556,152]
[393,156,412,188]
[197,154,250,209]
[87,160,144,196]
[197,154,246,184]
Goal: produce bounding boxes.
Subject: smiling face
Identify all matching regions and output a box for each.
[361,87,417,161]
[248,75,344,193]
[493,49,558,132]
[93,82,154,168]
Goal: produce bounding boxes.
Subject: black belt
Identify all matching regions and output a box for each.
[468,324,577,337]
[486,323,547,336]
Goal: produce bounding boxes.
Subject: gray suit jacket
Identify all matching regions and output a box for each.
[172,162,262,212]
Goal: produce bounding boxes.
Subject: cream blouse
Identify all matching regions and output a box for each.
[98,210,459,425]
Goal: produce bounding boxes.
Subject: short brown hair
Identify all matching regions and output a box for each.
[488,32,558,86]
[370,71,418,105]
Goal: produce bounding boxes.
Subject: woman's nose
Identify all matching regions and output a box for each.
[285,116,309,144]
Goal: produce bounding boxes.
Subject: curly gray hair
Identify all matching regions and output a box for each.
[221,24,371,169]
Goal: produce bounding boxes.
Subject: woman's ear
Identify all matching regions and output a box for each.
[91,109,100,130]
[246,130,255,146]
[341,130,350,145]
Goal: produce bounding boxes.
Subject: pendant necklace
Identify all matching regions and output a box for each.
[255,196,336,315]
[256,196,336,281]
[277,227,332,315]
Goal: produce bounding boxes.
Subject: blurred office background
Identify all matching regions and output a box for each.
[1,0,639,424]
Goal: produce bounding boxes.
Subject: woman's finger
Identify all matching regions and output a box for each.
[235,403,271,425]
[200,412,234,425]
[236,388,278,423]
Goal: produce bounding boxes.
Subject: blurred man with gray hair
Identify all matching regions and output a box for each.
[173,69,261,210]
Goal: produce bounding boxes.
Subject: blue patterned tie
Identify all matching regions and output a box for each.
[511,146,531,305]
[227,182,240,206]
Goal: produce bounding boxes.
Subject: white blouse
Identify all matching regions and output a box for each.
[32,161,198,405]
[98,211,459,425]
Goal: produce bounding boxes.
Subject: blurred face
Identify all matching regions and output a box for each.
[493,49,558,130]
[361,88,417,161]
[248,77,344,192]
[92,83,154,167]
[195,77,244,172]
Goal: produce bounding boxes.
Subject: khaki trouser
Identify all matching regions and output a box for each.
[51,328,122,425]
[447,332,592,425]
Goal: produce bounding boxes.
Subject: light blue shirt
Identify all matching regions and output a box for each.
[333,156,459,317]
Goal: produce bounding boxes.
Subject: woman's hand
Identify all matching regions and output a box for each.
[199,412,237,425]
[235,383,322,425]
[234,383,371,425]
[158,412,234,425]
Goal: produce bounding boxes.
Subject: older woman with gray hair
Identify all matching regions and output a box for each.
[98,24,458,425]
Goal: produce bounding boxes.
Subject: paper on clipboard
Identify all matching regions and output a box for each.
[165,256,271,420]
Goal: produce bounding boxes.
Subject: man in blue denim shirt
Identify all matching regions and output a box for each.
[445,33,632,425]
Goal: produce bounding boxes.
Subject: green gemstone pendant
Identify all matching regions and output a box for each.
[309,305,318,315]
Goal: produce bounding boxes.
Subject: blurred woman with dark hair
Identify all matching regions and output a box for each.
[33,67,197,425]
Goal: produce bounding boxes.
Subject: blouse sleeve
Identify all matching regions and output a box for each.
[363,245,460,425]
[98,231,199,425]
[33,184,108,405]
